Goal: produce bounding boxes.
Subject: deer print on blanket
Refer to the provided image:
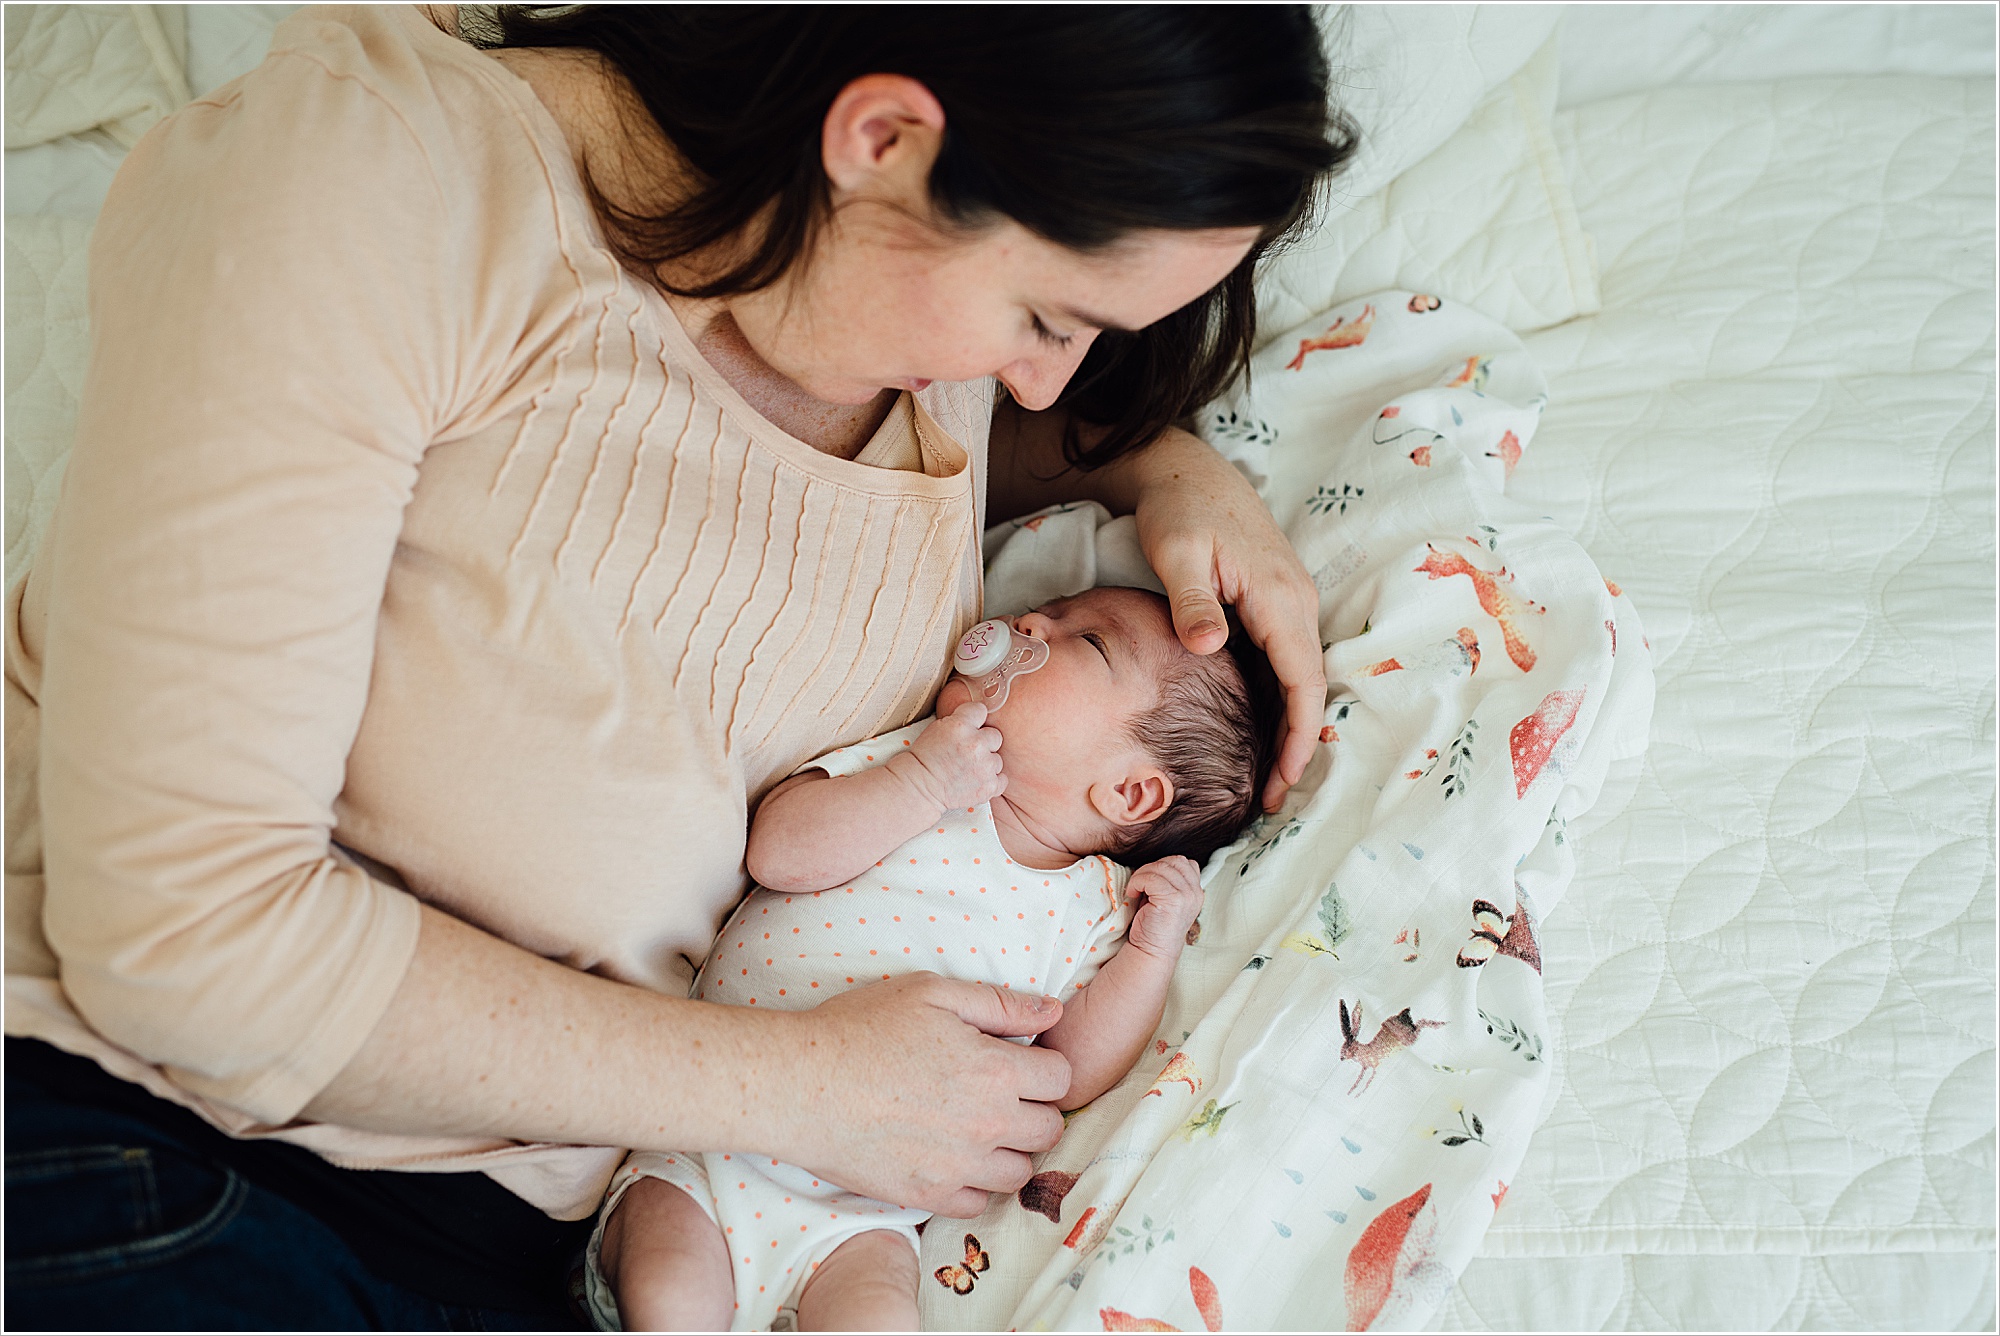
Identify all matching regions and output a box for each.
[1339,1000,1446,1094]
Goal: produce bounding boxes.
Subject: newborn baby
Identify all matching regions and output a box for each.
[586,586,1280,1332]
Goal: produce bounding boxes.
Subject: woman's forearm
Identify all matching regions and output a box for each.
[303,903,1074,1220]
[301,903,804,1154]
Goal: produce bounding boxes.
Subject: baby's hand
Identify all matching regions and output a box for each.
[1123,856,1205,961]
[891,703,1007,812]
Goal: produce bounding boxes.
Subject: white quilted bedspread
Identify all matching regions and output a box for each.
[1417,76,1997,1330]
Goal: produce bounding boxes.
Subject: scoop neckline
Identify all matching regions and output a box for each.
[423,15,976,500]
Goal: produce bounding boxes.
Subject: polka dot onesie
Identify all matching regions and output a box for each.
[585,720,1132,1332]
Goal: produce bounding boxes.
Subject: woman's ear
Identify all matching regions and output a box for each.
[821,74,947,196]
[1090,768,1175,830]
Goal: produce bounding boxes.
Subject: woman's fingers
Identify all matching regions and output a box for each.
[1151,533,1230,656]
[1246,598,1330,809]
[783,977,1076,1216]
[939,977,1064,1039]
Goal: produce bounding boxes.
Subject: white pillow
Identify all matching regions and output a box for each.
[5,4,190,150]
[1255,33,1598,350]
[1323,4,1562,203]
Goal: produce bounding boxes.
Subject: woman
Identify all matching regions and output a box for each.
[5,5,1352,1328]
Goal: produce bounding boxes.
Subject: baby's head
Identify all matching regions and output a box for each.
[938,586,1283,867]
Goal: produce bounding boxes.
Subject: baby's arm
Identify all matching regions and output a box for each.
[1036,856,1204,1110]
[746,703,1006,894]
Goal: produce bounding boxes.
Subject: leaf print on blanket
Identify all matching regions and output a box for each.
[1414,544,1546,673]
[1338,1000,1445,1094]
[1178,1098,1238,1140]
[1284,880,1353,960]
[1508,688,1585,798]
[1440,718,1479,800]
[1479,1009,1544,1062]
[1307,482,1366,516]
[1286,304,1375,370]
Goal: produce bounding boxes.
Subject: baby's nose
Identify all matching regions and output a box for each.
[1014,611,1051,639]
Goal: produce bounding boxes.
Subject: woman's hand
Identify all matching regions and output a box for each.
[782,974,1071,1218]
[989,407,1326,811]
[1122,430,1326,811]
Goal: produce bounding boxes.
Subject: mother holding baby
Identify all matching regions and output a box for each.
[6,5,1351,1328]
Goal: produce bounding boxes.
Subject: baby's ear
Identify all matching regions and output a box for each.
[1090,767,1174,829]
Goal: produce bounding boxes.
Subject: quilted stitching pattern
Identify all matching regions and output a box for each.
[4,4,188,149]
[1431,76,1995,1329]
[5,215,91,586]
[1440,1251,1998,1330]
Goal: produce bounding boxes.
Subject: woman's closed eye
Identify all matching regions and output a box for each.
[1031,314,1077,349]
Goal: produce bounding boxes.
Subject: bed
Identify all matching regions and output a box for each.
[7,6,1994,1331]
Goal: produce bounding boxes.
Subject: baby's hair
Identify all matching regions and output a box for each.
[1114,606,1285,868]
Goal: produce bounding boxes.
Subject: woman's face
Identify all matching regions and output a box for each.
[730,215,1258,410]
[721,75,1258,410]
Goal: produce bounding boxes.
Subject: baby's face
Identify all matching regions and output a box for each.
[938,586,1183,791]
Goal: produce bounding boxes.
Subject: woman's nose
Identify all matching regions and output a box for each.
[998,332,1099,411]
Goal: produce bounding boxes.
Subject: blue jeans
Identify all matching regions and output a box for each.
[6,1056,582,1331]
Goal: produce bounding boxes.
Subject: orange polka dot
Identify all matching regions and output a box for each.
[811,981,820,988]
[778,988,786,995]
[827,921,835,928]
[937,946,945,953]
[869,949,877,956]
[893,915,901,922]
[903,947,912,953]
[846,977,855,983]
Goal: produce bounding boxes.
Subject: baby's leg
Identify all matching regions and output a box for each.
[793,1229,921,1332]
[597,1176,734,1332]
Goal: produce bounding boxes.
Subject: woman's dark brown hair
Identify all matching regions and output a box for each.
[486,5,1356,468]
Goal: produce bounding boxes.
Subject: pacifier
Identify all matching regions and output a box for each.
[950,618,1049,711]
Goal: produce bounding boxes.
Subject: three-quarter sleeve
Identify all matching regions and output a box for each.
[35,42,470,1121]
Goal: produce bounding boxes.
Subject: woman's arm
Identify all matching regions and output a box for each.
[1035,857,1204,1109]
[306,905,1069,1218]
[989,400,1327,811]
